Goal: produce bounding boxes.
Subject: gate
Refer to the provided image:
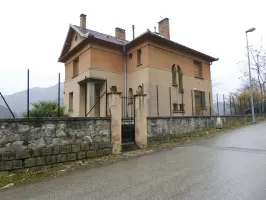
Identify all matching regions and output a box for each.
[121,96,135,144]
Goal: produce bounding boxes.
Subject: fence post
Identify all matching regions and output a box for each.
[156,85,159,116]
[223,94,225,116]
[135,94,148,148]
[58,73,60,118]
[0,92,15,119]
[216,93,219,116]
[191,90,194,116]
[108,92,122,154]
[169,87,172,116]
[105,79,108,117]
[232,97,237,115]
[209,92,211,116]
[27,69,30,118]
[229,96,232,115]
[239,99,242,115]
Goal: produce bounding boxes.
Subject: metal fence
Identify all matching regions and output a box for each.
[0,69,63,119]
[148,85,266,117]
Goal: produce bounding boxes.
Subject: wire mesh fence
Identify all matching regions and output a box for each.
[147,85,266,117]
[0,69,63,119]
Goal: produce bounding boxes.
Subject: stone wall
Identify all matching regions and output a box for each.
[147,115,253,139]
[0,142,112,172]
[0,118,111,152]
[0,118,112,172]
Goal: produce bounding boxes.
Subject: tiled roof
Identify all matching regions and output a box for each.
[68,25,218,62]
[72,25,128,45]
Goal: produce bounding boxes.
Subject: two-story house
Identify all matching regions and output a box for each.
[58,14,218,117]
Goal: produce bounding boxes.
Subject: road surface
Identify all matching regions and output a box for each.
[1,122,266,200]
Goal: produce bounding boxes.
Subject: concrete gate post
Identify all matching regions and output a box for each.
[134,94,148,148]
[108,92,122,154]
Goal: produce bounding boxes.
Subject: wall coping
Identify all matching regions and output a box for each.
[147,115,265,120]
[0,117,111,123]
[134,94,147,97]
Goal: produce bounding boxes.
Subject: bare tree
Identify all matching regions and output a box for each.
[238,40,266,99]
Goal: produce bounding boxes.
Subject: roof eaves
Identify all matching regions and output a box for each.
[148,32,218,62]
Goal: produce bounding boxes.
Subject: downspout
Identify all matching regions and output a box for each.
[123,45,127,117]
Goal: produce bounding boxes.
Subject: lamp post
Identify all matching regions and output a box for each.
[245,27,256,122]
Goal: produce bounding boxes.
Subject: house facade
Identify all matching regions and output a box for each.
[58,14,218,117]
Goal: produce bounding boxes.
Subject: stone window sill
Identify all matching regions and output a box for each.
[173,110,185,113]
[195,76,204,80]
[137,63,142,67]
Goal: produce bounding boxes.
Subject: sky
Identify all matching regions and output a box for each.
[0,0,265,95]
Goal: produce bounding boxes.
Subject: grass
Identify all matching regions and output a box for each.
[1,116,265,189]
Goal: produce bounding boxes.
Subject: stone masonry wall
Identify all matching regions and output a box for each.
[0,142,112,172]
[0,118,111,152]
[147,116,253,139]
[0,118,112,172]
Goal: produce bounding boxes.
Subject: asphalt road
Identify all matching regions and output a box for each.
[1,122,266,200]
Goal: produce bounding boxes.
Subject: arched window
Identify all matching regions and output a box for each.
[137,49,142,65]
[172,64,177,86]
[128,88,133,104]
[178,65,184,93]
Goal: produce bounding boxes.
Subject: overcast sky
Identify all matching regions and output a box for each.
[0,0,265,95]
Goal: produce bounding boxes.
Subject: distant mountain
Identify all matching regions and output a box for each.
[0,83,64,117]
[0,105,18,118]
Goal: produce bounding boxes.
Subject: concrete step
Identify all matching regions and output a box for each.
[122,142,139,152]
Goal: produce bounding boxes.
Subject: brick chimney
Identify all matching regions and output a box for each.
[80,14,87,29]
[158,18,170,39]
[115,27,126,40]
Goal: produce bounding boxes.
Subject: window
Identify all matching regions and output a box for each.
[128,53,132,59]
[137,49,142,65]
[69,92,73,111]
[194,61,202,78]
[173,103,185,112]
[172,64,177,86]
[73,58,79,77]
[195,90,206,110]
[177,65,183,92]
[200,91,206,109]
[75,35,78,41]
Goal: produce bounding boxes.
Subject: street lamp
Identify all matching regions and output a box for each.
[245,27,256,122]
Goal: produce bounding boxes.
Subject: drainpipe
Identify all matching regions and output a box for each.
[123,45,127,117]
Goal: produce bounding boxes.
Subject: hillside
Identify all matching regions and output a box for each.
[0,83,64,117]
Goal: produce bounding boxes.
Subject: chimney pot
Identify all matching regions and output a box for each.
[158,18,170,39]
[115,27,126,40]
[80,14,87,29]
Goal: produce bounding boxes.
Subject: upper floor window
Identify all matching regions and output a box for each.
[194,61,202,78]
[137,49,142,65]
[172,64,177,86]
[177,65,184,92]
[73,58,79,77]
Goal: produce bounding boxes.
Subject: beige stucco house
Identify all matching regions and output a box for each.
[58,14,218,117]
